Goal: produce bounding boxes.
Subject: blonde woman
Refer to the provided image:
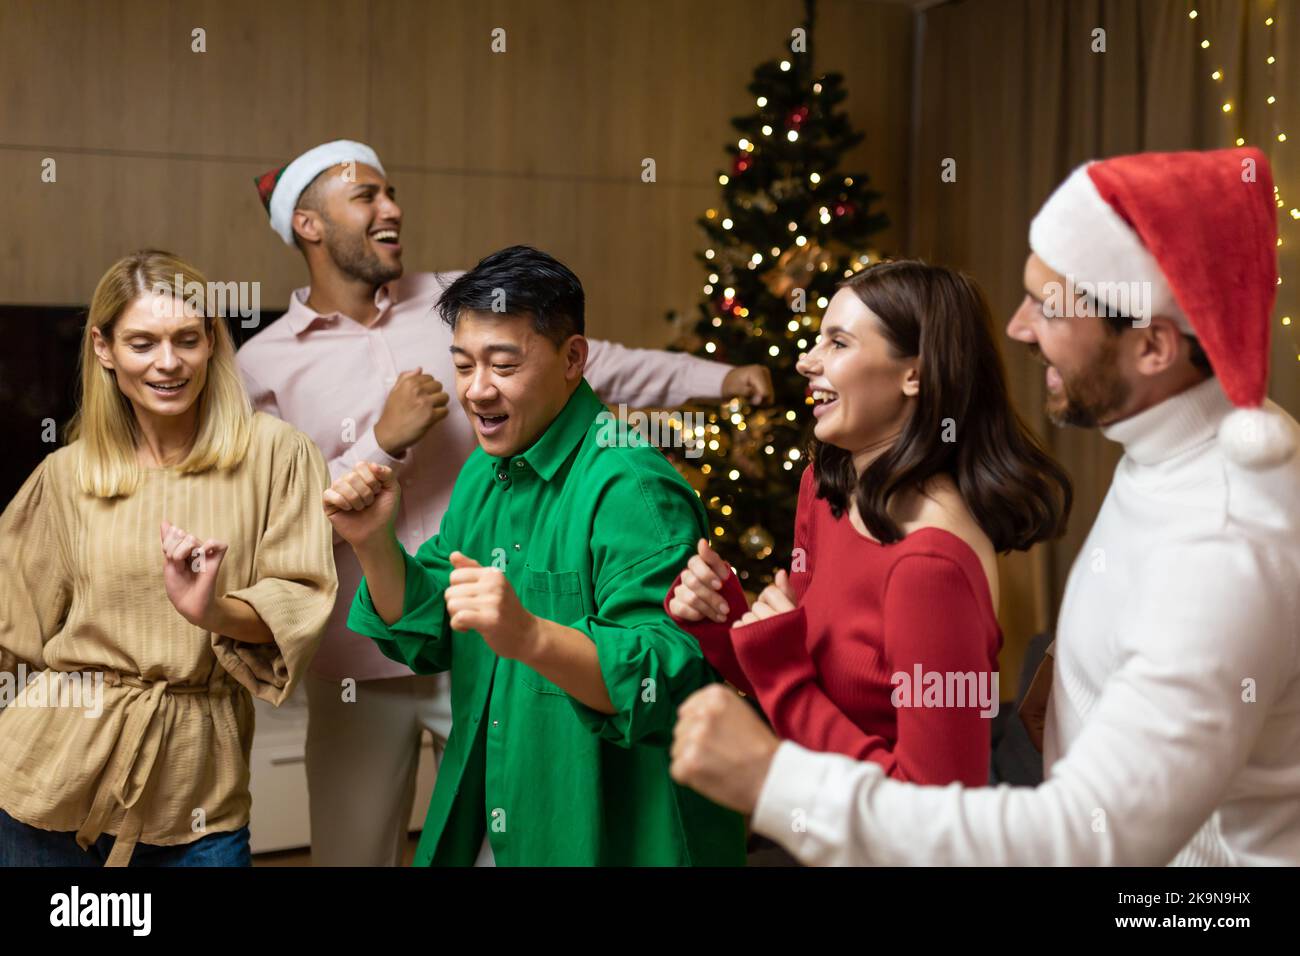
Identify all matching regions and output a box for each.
[0,250,337,866]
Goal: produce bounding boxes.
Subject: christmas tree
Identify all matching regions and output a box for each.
[665,0,889,590]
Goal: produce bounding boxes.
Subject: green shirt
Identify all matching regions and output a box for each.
[347,379,747,866]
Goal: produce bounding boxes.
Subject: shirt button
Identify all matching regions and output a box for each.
[513,543,521,551]
[492,720,500,727]
[497,470,507,481]
[514,461,525,469]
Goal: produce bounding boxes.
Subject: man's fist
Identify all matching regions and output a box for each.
[374,367,450,456]
[721,365,774,405]
[322,461,400,548]
[445,552,540,662]
[670,684,780,814]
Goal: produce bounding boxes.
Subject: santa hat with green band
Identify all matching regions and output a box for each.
[254,140,385,245]
[1029,146,1296,470]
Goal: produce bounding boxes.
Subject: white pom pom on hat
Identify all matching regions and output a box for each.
[1218,407,1298,470]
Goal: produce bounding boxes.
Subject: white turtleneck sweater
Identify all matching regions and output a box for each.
[753,378,1300,865]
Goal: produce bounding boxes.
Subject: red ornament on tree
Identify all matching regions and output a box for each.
[787,106,810,129]
[732,153,751,175]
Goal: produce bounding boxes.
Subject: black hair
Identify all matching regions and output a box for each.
[436,245,585,346]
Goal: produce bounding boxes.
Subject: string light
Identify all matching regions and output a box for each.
[1198,4,1295,347]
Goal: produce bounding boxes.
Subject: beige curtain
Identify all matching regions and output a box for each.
[910,0,1300,689]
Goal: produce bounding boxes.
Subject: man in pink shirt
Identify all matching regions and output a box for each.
[236,140,771,865]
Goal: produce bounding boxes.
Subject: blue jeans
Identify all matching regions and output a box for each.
[0,808,250,867]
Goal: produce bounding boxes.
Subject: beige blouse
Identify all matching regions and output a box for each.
[0,412,337,865]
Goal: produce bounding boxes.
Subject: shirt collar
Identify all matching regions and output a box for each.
[1101,376,1233,466]
[499,379,604,482]
[283,283,395,335]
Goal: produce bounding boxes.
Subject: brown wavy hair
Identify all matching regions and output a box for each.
[813,259,1072,552]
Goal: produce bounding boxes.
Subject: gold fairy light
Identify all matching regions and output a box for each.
[1199,4,1296,341]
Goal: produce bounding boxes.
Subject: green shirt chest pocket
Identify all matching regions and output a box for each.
[520,567,587,696]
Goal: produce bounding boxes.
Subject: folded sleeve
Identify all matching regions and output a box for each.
[752,539,1292,866]
[568,467,724,747]
[215,428,339,705]
[736,554,995,780]
[586,338,732,409]
[664,463,818,699]
[0,456,72,677]
[662,569,754,695]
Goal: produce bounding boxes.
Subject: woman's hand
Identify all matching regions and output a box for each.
[735,569,796,629]
[161,519,228,630]
[668,538,737,623]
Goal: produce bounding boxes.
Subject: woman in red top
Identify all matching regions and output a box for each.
[666,260,1071,786]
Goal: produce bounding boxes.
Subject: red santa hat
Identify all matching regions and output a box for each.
[1029,147,1294,469]
[254,140,385,245]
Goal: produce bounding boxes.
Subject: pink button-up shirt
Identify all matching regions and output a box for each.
[236,271,731,681]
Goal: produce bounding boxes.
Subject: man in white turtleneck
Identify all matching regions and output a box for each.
[667,147,1300,865]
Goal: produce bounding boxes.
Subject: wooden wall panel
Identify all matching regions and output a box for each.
[0,0,914,349]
